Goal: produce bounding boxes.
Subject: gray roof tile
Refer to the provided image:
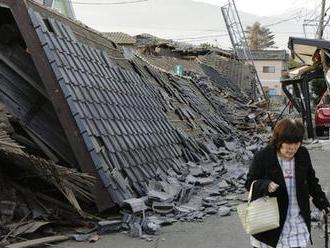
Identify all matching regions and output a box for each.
[250,49,288,60]
[103,32,136,45]
[28,9,183,206]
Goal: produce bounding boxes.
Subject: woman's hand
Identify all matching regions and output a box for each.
[268,181,279,193]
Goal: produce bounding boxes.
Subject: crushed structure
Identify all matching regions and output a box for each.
[0,0,272,245]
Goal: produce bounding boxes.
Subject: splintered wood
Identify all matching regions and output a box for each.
[0,130,24,152]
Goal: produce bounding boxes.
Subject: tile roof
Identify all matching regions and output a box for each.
[198,54,253,96]
[27,0,129,68]
[103,32,136,45]
[28,9,182,206]
[139,55,204,74]
[250,49,288,61]
[131,57,242,140]
[135,33,174,47]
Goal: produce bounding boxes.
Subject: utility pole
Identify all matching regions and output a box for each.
[317,0,326,39]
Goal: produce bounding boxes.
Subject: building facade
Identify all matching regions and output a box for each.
[251,50,288,97]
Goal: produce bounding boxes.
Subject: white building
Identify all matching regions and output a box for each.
[251,50,288,97]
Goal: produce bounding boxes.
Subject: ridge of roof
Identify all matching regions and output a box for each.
[103,32,136,45]
[250,49,288,60]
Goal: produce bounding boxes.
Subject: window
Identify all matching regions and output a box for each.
[269,88,277,96]
[263,66,275,73]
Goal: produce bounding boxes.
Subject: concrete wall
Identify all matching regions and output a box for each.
[254,60,287,96]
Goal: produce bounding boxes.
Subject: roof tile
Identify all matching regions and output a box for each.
[29,11,184,206]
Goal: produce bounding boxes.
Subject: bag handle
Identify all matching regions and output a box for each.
[324,211,328,248]
[248,180,258,204]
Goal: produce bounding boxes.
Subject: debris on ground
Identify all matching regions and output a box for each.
[0,0,273,246]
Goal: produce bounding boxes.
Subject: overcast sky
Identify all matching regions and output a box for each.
[195,0,321,16]
[72,0,326,48]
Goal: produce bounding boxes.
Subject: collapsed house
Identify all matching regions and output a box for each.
[0,0,272,245]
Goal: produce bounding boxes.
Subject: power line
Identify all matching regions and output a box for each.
[145,27,227,32]
[172,38,226,43]
[71,0,148,5]
[174,38,219,42]
[264,17,299,27]
[307,1,322,20]
[77,24,228,33]
[254,0,314,24]
[170,34,229,41]
[263,9,308,28]
[302,0,330,38]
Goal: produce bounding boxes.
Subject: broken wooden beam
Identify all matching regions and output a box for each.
[5,235,70,248]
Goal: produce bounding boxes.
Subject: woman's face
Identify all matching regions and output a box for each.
[279,142,301,160]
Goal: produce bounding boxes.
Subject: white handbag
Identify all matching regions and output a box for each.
[237,180,280,235]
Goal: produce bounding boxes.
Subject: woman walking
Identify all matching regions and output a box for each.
[246,118,330,248]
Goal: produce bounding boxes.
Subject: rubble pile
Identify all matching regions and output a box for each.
[0,0,272,246]
[0,107,99,245]
[198,52,255,97]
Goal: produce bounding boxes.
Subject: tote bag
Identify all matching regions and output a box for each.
[237,180,280,235]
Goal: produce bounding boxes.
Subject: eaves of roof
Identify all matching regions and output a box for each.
[250,49,288,61]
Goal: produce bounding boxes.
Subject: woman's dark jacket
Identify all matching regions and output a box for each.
[245,144,330,248]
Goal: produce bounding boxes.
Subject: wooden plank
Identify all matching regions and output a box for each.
[0,61,38,108]
[5,235,69,248]
[23,128,59,163]
[0,42,47,98]
[0,61,77,166]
